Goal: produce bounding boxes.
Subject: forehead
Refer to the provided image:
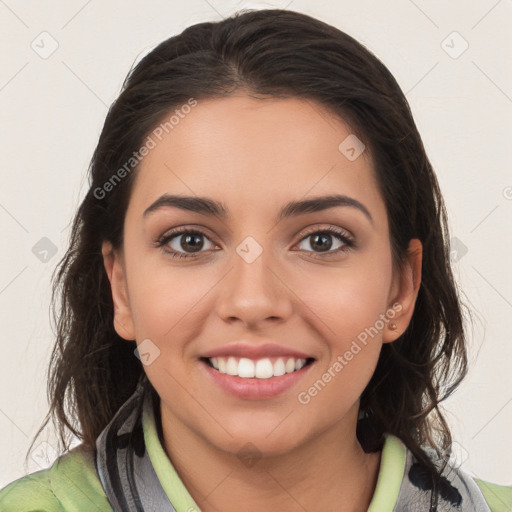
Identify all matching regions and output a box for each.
[127,94,386,224]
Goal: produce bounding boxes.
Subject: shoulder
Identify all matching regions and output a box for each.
[434,458,512,512]
[474,478,512,512]
[0,444,113,512]
[393,436,511,512]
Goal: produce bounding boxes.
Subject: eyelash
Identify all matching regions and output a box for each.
[154,226,355,260]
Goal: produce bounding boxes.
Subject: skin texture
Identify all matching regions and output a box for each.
[102,94,422,512]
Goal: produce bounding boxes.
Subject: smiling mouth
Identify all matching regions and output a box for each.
[201,356,315,379]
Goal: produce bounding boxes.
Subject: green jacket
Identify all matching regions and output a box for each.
[1,401,511,512]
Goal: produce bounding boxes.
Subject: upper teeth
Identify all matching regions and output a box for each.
[209,357,307,379]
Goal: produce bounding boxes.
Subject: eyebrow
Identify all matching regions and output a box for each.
[143,193,373,224]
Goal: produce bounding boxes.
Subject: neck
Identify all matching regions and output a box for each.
[159,403,382,512]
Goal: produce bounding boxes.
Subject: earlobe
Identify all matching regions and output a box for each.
[383,239,423,343]
[101,241,135,341]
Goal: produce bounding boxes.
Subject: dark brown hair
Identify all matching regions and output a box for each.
[28,8,469,485]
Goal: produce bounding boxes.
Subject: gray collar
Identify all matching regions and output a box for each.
[95,378,176,512]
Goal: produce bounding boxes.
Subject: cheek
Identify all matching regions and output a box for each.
[297,345,380,428]
[296,273,388,419]
[126,258,208,339]
[295,256,393,338]
[292,252,392,401]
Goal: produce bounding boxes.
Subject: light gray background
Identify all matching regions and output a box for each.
[1,0,511,489]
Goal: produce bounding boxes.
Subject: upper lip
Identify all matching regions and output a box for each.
[201,342,314,360]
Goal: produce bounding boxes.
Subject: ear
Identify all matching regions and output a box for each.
[101,240,135,341]
[382,238,422,343]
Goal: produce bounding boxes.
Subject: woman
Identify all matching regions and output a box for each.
[1,8,510,511]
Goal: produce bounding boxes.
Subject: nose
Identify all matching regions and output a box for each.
[214,242,293,328]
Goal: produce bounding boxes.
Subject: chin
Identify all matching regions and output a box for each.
[223,437,302,462]
[206,421,310,461]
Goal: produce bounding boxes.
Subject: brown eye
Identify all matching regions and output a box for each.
[295,227,355,256]
[155,229,215,259]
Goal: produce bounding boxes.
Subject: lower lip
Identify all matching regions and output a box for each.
[200,360,314,400]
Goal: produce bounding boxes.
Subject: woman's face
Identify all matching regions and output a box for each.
[103,94,421,458]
